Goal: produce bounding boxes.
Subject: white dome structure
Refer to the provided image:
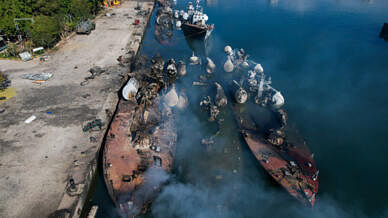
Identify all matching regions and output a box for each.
[224,45,232,54]
[176,20,182,28]
[176,92,189,109]
[206,57,216,74]
[272,91,285,108]
[224,56,234,72]
[241,61,249,69]
[122,78,139,101]
[254,64,264,73]
[164,85,179,107]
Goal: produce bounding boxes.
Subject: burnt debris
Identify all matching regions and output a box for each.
[103,53,179,217]
[0,72,11,91]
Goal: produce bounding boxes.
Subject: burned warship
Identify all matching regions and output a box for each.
[154,2,174,45]
[224,46,319,206]
[176,0,214,40]
[103,55,178,217]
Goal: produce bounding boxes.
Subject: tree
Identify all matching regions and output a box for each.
[0,0,33,39]
[32,0,60,16]
[0,0,104,47]
[70,0,91,21]
[29,15,61,47]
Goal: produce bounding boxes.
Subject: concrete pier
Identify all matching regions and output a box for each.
[0,1,154,217]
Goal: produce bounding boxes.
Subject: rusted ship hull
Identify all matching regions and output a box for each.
[233,104,319,206]
[103,96,177,217]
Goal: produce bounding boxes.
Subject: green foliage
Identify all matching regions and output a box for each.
[32,0,60,16]
[24,39,34,53]
[0,0,33,38]
[70,0,91,21]
[0,0,104,47]
[6,42,23,57]
[29,15,61,47]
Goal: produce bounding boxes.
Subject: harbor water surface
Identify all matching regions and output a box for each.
[91,0,388,217]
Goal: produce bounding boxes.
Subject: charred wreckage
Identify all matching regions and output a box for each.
[102,2,319,217]
[103,54,188,217]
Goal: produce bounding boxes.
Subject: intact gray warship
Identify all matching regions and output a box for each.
[175,0,214,40]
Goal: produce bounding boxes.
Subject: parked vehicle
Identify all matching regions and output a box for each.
[76,20,96,35]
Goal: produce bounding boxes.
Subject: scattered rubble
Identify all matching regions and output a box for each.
[82,119,104,132]
[118,50,135,65]
[80,66,105,86]
[166,59,178,84]
[200,96,220,121]
[22,72,53,81]
[103,53,179,217]
[76,20,96,35]
[19,52,33,62]
[0,72,11,91]
[154,4,174,45]
[39,54,49,62]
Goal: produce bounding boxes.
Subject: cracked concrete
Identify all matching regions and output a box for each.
[0,1,154,217]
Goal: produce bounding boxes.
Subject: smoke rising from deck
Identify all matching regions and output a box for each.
[126,1,388,217]
[146,35,375,218]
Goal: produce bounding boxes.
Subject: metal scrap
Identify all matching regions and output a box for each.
[136,9,150,16]
[80,66,105,86]
[19,52,32,62]
[22,72,52,81]
[82,119,104,132]
[0,72,11,91]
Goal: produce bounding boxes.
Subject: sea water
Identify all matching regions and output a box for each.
[91,0,388,217]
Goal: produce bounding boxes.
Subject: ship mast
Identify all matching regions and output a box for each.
[195,0,201,11]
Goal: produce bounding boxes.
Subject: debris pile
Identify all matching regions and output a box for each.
[220,45,318,206]
[104,53,184,217]
[22,72,53,81]
[80,66,105,86]
[186,41,319,206]
[154,3,174,45]
[0,72,11,91]
[83,119,104,132]
[76,20,96,35]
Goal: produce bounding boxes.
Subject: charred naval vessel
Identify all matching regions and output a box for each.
[154,1,174,45]
[103,55,178,217]
[177,0,214,40]
[223,46,319,206]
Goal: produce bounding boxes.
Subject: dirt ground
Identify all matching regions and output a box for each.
[0,1,154,217]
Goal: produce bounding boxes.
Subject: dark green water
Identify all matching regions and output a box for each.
[90,0,388,217]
